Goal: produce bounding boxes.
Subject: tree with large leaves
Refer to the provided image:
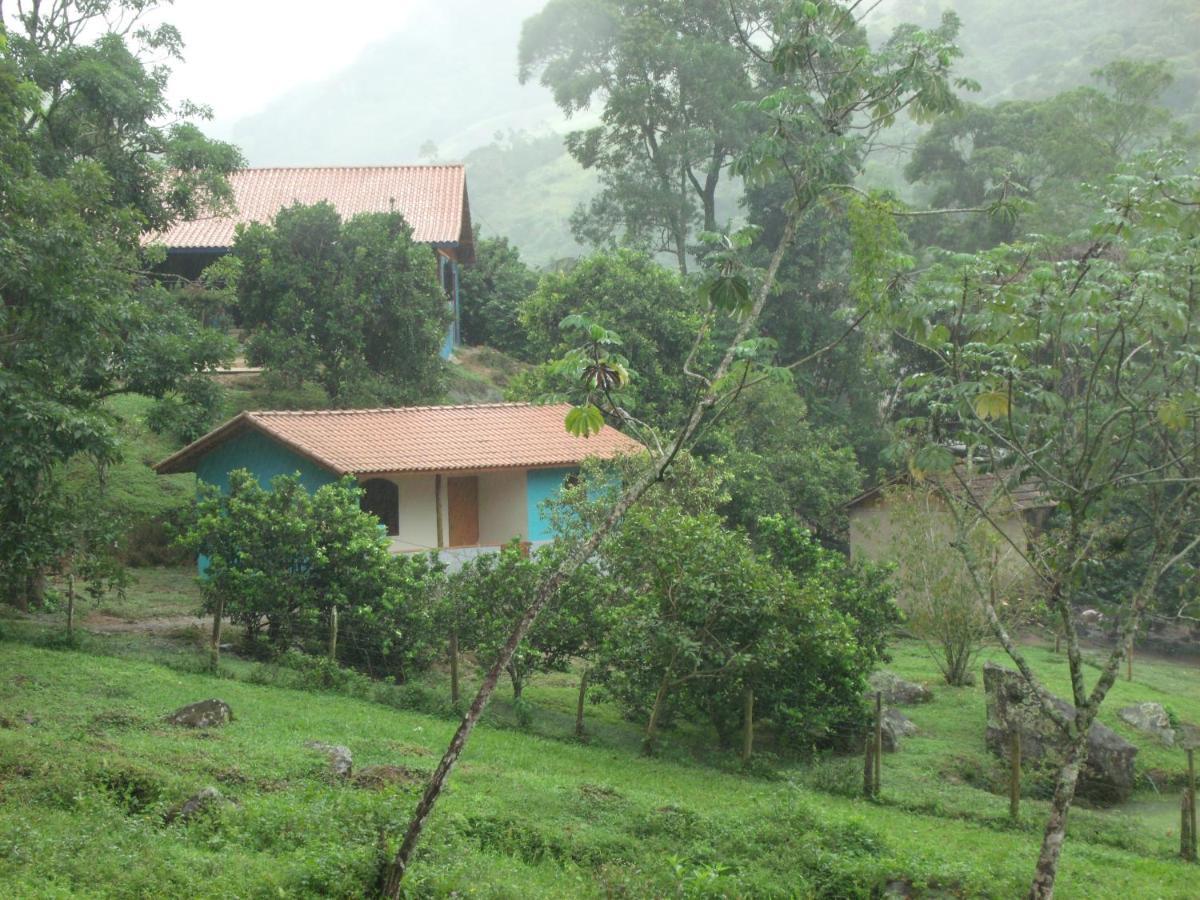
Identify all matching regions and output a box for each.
[893,160,1200,898]
[0,2,240,608]
[381,3,966,891]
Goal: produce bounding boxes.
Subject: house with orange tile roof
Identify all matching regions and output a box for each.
[149,165,474,358]
[156,403,643,568]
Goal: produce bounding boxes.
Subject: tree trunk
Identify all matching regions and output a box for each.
[1010,730,1021,821]
[643,671,673,757]
[1028,734,1087,899]
[575,667,589,739]
[449,628,460,705]
[327,606,338,662]
[508,662,523,700]
[66,573,75,636]
[863,732,875,798]
[209,596,225,673]
[741,686,754,764]
[873,691,883,794]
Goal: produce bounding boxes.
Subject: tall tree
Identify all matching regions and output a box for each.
[381,3,966,891]
[0,2,240,608]
[233,203,449,406]
[894,161,1200,898]
[519,0,761,272]
[457,230,539,356]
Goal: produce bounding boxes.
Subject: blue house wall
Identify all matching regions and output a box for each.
[525,467,576,542]
[193,430,337,494]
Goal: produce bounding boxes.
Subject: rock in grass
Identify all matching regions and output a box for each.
[880,708,918,752]
[163,786,225,824]
[983,662,1136,804]
[165,699,232,728]
[869,671,933,706]
[1118,702,1175,747]
[305,741,353,778]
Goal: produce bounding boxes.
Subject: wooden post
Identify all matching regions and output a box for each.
[1009,730,1021,821]
[66,573,75,636]
[741,686,754,765]
[434,474,444,552]
[449,627,460,705]
[873,691,883,795]
[209,596,225,673]
[1126,636,1134,682]
[575,667,589,738]
[1188,749,1197,862]
[863,732,875,798]
[1054,632,1060,654]
[327,606,338,662]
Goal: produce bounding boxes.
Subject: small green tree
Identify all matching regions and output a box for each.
[457,231,539,355]
[234,203,449,405]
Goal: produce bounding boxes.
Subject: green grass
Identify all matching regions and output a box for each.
[1,587,1199,897]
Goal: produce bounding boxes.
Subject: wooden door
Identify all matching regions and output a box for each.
[446,476,479,547]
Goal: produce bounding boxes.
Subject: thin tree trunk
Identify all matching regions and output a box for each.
[863,732,875,798]
[209,596,225,673]
[379,215,801,896]
[643,671,673,756]
[873,691,883,793]
[66,573,75,636]
[1010,730,1021,821]
[741,686,754,764]
[449,628,460,705]
[1028,734,1087,899]
[575,667,590,738]
[327,606,338,662]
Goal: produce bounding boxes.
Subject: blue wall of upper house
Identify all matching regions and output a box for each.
[526,467,577,542]
[193,429,337,495]
[439,255,460,359]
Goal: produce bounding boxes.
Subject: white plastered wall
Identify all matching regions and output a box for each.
[477,469,528,547]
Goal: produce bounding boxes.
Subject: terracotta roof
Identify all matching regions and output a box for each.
[155,403,644,477]
[149,165,473,257]
[846,466,1053,513]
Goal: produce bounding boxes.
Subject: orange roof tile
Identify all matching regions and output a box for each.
[149,165,472,254]
[155,403,644,476]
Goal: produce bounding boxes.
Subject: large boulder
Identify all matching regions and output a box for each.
[983,663,1137,804]
[1118,702,1175,747]
[869,671,933,706]
[880,708,918,752]
[165,699,232,729]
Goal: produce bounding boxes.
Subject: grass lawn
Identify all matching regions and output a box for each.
[1,571,1198,897]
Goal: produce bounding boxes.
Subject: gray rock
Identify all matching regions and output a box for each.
[983,663,1137,804]
[165,699,232,728]
[1177,722,1200,751]
[164,786,225,824]
[1118,702,1175,747]
[305,741,353,778]
[880,708,918,752]
[869,671,933,706]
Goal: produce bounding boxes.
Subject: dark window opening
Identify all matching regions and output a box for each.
[361,478,399,536]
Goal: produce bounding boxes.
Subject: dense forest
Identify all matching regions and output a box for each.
[3,1,1200,897]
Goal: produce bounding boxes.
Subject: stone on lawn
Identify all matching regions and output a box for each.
[1118,702,1176,747]
[869,670,933,706]
[880,708,918,752]
[352,765,423,790]
[306,741,353,778]
[983,663,1136,804]
[166,699,232,728]
[164,786,225,825]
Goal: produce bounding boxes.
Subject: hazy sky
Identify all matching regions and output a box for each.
[151,0,420,138]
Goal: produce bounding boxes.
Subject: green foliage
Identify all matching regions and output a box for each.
[458,231,540,355]
[0,3,240,607]
[233,203,449,405]
[511,250,704,427]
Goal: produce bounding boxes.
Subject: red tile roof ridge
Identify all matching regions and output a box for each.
[247,402,551,417]
[230,163,466,172]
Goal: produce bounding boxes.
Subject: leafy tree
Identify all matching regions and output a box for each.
[905,60,1192,251]
[893,161,1200,898]
[0,3,240,608]
[519,0,761,272]
[457,231,539,356]
[510,250,704,427]
[384,3,966,887]
[233,203,449,405]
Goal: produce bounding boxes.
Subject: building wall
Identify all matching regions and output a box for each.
[478,470,527,546]
[193,430,336,494]
[385,472,439,553]
[526,467,576,542]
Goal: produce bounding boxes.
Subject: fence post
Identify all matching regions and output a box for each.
[741,686,754,765]
[449,628,460,705]
[1009,730,1021,821]
[863,732,875,798]
[327,606,338,662]
[873,691,883,796]
[209,595,225,673]
[1189,749,1197,862]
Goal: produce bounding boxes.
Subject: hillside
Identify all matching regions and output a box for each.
[0,580,1197,897]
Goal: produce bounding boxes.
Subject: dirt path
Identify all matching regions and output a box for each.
[81,613,208,635]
